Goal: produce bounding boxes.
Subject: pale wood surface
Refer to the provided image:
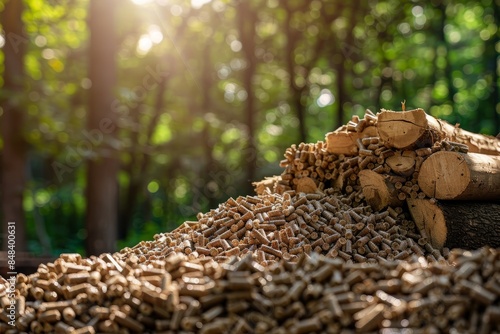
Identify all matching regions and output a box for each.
[296,177,318,193]
[326,126,378,156]
[377,108,500,155]
[385,152,416,177]
[253,176,281,195]
[358,170,402,211]
[418,151,500,200]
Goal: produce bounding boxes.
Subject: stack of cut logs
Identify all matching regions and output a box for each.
[262,108,500,251]
[1,107,499,333]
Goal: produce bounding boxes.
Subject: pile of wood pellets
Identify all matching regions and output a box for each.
[1,110,499,333]
[126,189,444,266]
[1,247,499,333]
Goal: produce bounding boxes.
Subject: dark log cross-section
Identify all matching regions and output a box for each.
[407,199,500,250]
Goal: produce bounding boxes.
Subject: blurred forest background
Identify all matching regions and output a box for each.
[0,0,498,258]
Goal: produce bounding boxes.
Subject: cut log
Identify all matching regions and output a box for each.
[296,176,318,193]
[377,108,500,155]
[253,176,280,195]
[385,151,416,177]
[326,126,378,156]
[418,151,500,200]
[407,199,500,250]
[358,170,403,211]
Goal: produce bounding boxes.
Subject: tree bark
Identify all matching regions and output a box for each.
[377,108,500,154]
[1,0,27,253]
[418,151,500,200]
[85,0,118,256]
[407,199,500,250]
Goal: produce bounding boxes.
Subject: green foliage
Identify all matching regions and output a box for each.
[1,0,498,255]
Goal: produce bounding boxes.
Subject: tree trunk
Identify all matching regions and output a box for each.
[335,62,346,129]
[118,104,141,240]
[119,78,168,239]
[237,1,258,194]
[282,9,305,143]
[85,0,118,256]
[201,42,217,209]
[437,2,457,119]
[418,151,500,201]
[407,199,500,250]
[1,0,27,253]
[488,0,499,135]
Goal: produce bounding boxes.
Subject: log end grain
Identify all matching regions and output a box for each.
[385,153,416,177]
[253,176,281,195]
[295,177,318,194]
[418,151,500,200]
[377,108,428,149]
[359,170,402,211]
[418,151,469,199]
[326,127,378,155]
[406,198,447,249]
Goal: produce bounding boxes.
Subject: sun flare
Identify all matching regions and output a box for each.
[130,0,155,5]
